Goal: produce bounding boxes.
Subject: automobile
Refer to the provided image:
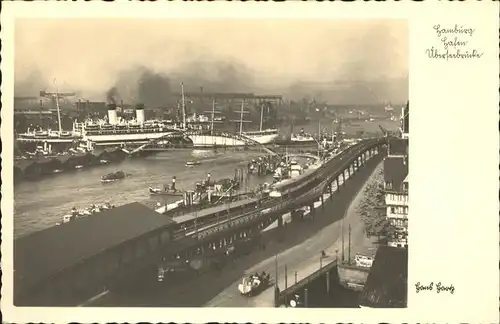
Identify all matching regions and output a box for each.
[237,272,272,296]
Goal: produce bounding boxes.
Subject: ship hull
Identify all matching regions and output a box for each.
[84,131,177,146]
[82,129,277,147]
[187,135,249,147]
[290,138,316,144]
[187,133,279,147]
[246,133,279,144]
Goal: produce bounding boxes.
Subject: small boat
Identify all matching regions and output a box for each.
[99,159,110,164]
[101,170,126,183]
[75,165,84,170]
[186,160,201,167]
[56,203,115,225]
[52,169,64,174]
[148,186,184,197]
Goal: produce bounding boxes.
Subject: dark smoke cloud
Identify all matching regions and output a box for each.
[106,86,119,105]
[137,70,172,107]
[110,59,257,108]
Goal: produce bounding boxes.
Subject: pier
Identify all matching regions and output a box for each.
[14,137,387,306]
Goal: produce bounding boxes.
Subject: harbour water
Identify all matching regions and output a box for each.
[14,150,274,238]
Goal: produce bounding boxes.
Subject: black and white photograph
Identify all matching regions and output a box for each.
[11,18,409,308]
[3,4,498,322]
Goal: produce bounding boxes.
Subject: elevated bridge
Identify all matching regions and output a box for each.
[14,137,387,306]
[124,129,277,156]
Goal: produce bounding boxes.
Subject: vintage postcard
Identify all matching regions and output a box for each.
[1,1,498,323]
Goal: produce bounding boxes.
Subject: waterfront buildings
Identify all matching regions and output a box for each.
[383,101,409,248]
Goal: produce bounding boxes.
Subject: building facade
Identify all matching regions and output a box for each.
[384,100,409,248]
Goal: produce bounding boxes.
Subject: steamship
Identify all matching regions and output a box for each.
[73,103,181,147]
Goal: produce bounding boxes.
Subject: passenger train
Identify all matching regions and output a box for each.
[267,139,377,199]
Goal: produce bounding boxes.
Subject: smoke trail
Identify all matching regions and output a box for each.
[106,87,119,104]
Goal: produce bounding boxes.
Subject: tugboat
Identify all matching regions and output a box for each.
[149,176,184,196]
[186,160,201,167]
[101,170,126,183]
[149,186,184,196]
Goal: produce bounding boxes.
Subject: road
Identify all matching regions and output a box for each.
[204,161,383,307]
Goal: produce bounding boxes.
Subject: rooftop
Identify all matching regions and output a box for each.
[384,157,408,192]
[358,246,408,308]
[14,202,175,292]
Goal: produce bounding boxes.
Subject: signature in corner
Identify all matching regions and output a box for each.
[415,282,455,294]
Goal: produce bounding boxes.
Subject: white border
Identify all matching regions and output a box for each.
[2,1,499,323]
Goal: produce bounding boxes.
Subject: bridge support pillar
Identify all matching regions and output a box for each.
[321,194,324,210]
[277,215,284,241]
[309,203,315,219]
[274,286,281,308]
[336,176,340,192]
[326,270,331,295]
[329,183,333,200]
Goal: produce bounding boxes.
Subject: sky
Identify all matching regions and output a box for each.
[15,19,408,104]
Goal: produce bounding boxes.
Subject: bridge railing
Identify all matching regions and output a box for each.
[277,258,338,306]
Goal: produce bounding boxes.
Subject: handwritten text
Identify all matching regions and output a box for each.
[426,24,483,60]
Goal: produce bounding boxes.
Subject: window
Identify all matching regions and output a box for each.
[385,181,393,190]
[403,182,408,192]
[390,207,395,214]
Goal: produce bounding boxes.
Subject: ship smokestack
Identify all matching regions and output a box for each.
[107,104,117,125]
[136,103,145,124]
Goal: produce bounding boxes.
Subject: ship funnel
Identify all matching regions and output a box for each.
[107,104,118,125]
[136,104,145,124]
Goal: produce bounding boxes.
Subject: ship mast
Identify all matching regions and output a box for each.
[317,120,321,159]
[259,103,264,132]
[181,82,186,130]
[54,78,62,134]
[204,97,221,136]
[239,100,245,135]
[211,98,216,134]
[229,99,250,134]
